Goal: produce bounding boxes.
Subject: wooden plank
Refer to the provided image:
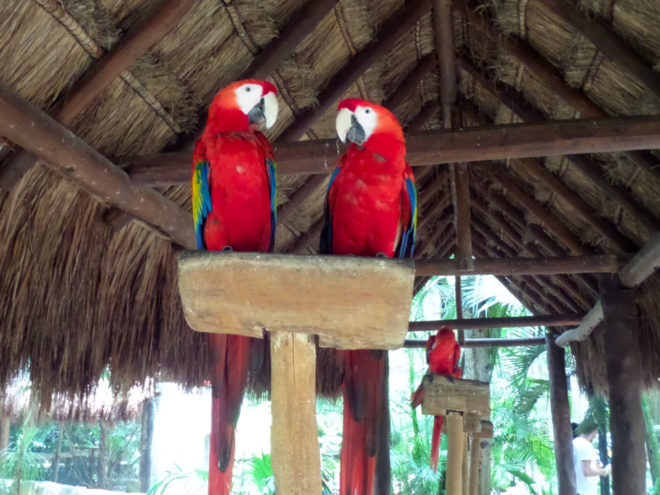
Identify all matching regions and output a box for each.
[0,0,198,190]
[539,0,660,100]
[0,83,194,248]
[270,331,322,495]
[420,375,490,417]
[600,275,646,494]
[546,333,577,495]
[177,251,414,349]
[409,314,585,331]
[472,420,494,439]
[618,231,660,287]
[415,254,622,277]
[404,337,546,348]
[278,0,431,141]
[123,115,660,185]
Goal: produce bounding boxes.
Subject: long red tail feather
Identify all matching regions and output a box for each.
[430,415,443,473]
[208,333,250,495]
[340,350,387,495]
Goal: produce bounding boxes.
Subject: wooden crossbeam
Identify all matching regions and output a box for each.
[404,337,546,348]
[538,0,660,100]
[123,115,660,186]
[0,0,198,190]
[415,254,622,277]
[409,314,584,331]
[455,0,660,179]
[0,84,194,248]
[278,0,431,141]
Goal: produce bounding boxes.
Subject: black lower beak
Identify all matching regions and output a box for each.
[248,97,266,125]
[347,114,366,145]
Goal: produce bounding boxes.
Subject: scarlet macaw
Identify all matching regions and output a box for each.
[321,98,417,495]
[411,327,462,472]
[192,79,278,494]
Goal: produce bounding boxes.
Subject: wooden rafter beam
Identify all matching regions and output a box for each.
[384,55,437,111]
[458,55,659,234]
[0,84,194,248]
[455,0,660,179]
[123,115,660,186]
[556,231,660,346]
[538,0,660,100]
[415,254,622,277]
[279,0,431,141]
[0,0,198,190]
[409,314,584,331]
[404,337,547,348]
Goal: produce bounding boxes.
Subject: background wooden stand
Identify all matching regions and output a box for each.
[419,375,491,495]
[178,252,415,494]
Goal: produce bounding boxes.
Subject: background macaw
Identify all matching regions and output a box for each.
[411,327,462,472]
[321,98,417,495]
[192,79,278,495]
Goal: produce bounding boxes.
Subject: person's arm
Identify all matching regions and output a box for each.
[581,459,610,477]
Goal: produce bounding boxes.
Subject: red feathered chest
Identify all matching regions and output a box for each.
[329,146,407,257]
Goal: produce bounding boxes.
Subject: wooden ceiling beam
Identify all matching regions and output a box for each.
[384,55,437,111]
[415,254,622,277]
[538,0,660,100]
[455,0,660,180]
[409,314,584,331]
[0,0,198,190]
[416,211,453,255]
[124,114,660,185]
[289,218,324,254]
[279,0,431,141]
[0,84,194,248]
[459,55,660,235]
[406,101,441,132]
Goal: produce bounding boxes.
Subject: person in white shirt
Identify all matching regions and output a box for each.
[572,427,611,495]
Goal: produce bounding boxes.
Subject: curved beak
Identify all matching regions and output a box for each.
[248,91,279,129]
[335,107,366,145]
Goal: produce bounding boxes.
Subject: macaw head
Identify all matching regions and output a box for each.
[207,79,279,133]
[427,326,456,352]
[335,98,405,160]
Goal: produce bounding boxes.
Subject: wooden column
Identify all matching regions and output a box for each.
[469,437,481,495]
[270,332,321,495]
[546,334,577,495]
[600,275,646,494]
[446,412,464,495]
[462,434,469,495]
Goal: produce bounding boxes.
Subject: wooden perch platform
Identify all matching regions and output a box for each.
[177,251,415,349]
[420,375,490,418]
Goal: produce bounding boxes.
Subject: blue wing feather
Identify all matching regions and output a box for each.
[267,157,277,252]
[193,161,212,249]
[397,176,417,259]
[320,167,342,254]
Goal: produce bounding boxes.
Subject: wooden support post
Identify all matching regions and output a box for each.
[546,333,577,495]
[600,275,646,494]
[270,331,321,495]
[455,275,465,345]
[469,437,481,495]
[446,412,464,495]
[462,434,469,495]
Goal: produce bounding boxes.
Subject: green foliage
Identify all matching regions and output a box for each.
[146,464,207,495]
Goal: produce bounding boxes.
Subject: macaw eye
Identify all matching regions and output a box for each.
[365,108,371,114]
[246,87,251,92]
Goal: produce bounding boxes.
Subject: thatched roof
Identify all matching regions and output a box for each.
[0,0,659,408]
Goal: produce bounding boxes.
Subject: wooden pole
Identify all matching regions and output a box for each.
[270,332,322,495]
[546,333,577,495]
[469,437,481,495]
[408,314,584,331]
[599,274,646,494]
[404,337,546,348]
[124,115,660,184]
[462,434,469,495]
[446,412,464,495]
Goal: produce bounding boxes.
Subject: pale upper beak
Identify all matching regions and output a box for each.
[248,91,279,129]
[335,107,366,145]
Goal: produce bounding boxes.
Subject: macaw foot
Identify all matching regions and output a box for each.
[376,252,387,258]
[442,373,456,382]
[222,246,234,252]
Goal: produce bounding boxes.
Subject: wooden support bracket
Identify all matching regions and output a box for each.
[177,251,415,494]
[420,375,490,418]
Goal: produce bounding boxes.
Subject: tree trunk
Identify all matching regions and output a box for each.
[462,328,494,495]
[598,429,611,495]
[53,423,63,482]
[0,415,9,452]
[642,396,660,493]
[140,398,155,492]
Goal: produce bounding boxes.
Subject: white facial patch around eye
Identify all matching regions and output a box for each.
[235,83,263,116]
[354,106,378,141]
